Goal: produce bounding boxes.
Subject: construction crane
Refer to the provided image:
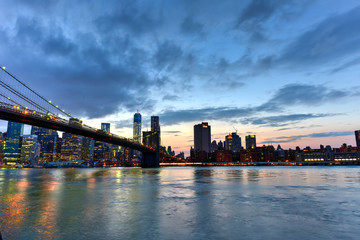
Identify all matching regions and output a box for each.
[233,126,238,134]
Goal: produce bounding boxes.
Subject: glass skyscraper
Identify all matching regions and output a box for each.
[151,116,160,132]
[225,132,241,152]
[31,126,58,162]
[4,121,24,165]
[20,135,39,163]
[133,110,141,143]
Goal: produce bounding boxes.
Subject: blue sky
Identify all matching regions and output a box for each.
[0,0,359,155]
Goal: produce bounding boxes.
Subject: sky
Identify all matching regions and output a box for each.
[0,0,359,156]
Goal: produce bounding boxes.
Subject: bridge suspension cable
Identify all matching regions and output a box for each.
[0,66,73,118]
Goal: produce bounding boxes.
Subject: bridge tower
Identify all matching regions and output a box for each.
[141,151,160,168]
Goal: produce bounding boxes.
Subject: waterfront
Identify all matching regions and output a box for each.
[1,167,360,240]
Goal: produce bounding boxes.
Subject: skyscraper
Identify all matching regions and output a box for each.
[20,135,39,163]
[133,110,141,143]
[151,116,160,132]
[225,132,241,152]
[81,137,94,162]
[355,130,360,148]
[194,122,211,153]
[245,135,256,149]
[150,116,161,149]
[4,121,24,164]
[31,126,58,162]
[61,132,83,161]
[101,123,110,133]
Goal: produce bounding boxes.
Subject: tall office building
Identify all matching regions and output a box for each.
[4,121,24,164]
[61,132,83,161]
[20,135,40,163]
[225,132,241,152]
[133,110,141,143]
[101,123,110,133]
[31,126,58,162]
[245,135,256,149]
[151,116,160,132]
[81,137,94,162]
[194,122,211,153]
[355,130,360,147]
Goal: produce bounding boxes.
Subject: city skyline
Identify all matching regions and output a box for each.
[1,1,360,155]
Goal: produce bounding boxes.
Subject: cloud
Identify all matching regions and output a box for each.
[329,56,360,74]
[154,41,183,71]
[278,125,321,131]
[180,16,205,36]
[278,6,360,68]
[258,84,349,111]
[1,13,158,119]
[242,114,332,127]
[234,0,310,43]
[163,130,182,134]
[262,131,354,144]
[160,83,352,126]
[94,1,163,35]
[162,94,179,101]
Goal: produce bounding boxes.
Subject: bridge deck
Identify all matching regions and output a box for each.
[0,102,155,153]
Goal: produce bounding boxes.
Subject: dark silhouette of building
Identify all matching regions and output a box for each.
[211,150,233,162]
[225,132,241,152]
[194,122,211,153]
[355,130,360,147]
[151,116,160,132]
[211,140,218,152]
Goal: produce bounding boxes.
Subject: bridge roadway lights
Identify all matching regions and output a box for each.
[141,151,160,168]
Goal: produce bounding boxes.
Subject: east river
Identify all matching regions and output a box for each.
[1,167,360,240]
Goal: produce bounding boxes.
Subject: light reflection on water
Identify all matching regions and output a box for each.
[0,166,360,240]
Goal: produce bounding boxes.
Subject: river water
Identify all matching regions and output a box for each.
[1,166,360,240]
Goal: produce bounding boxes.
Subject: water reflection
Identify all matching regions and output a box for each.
[0,167,360,240]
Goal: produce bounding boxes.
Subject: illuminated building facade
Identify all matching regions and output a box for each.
[93,141,104,160]
[245,135,256,149]
[61,132,83,161]
[225,132,242,152]
[20,135,40,163]
[194,122,211,153]
[355,130,360,148]
[133,110,141,143]
[31,126,58,162]
[81,137,94,162]
[4,121,24,164]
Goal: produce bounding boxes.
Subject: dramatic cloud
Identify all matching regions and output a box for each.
[278,6,360,68]
[160,83,350,126]
[0,1,359,152]
[258,84,349,111]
